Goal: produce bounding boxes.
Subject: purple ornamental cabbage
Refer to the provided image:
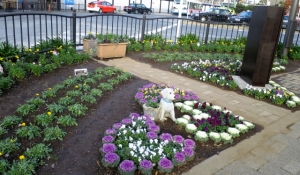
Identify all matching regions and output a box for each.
[173,135,184,144]
[184,139,196,148]
[102,135,114,143]
[102,143,116,154]
[119,160,136,172]
[146,131,158,139]
[160,133,172,142]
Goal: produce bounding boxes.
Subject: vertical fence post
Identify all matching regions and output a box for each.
[141,12,146,42]
[72,10,77,48]
[204,17,211,44]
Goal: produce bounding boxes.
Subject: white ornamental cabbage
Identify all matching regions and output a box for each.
[193,114,202,120]
[243,121,255,129]
[182,115,191,121]
[199,113,210,119]
[181,105,193,113]
[184,101,194,106]
[192,109,202,115]
[220,132,232,143]
[175,102,184,109]
[291,96,300,105]
[237,116,245,121]
[286,100,296,108]
[209,132,221,143]
[185,124,197,134]
[227,127,240,138]
[176,118,189,126]
[212,105,222,111]
[195,131,208,142]
[235,124,248,133]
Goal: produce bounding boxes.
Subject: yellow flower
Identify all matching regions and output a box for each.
[47,111,52,115]
[10,139,14,143]
[69,76,72,78]
[36,93,39,96]
[21,122,26,127]
[0,57,3,61]
[75,85,78,89]
[0,152,2,156]
[29,48,32,52]
[83,83,86,86]
[15,55,19,59]
[48,88,52,90]
[19,155,25,160]
[36,49,39,52]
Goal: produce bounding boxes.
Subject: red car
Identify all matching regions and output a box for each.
[87,1,116,13]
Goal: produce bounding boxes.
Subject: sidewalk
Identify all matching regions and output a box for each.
[96,57,300,175]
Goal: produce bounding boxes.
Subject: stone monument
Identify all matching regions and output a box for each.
[239,6,284,86]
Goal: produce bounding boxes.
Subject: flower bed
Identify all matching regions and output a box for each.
[100,113,196,174]
[174,101,255,144]
[135,83,199,109]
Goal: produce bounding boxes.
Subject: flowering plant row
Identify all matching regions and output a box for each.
[174,101,255,144]
[100,113,196,175]
[134,83,199,108]
[171,60,239,90]
[243,80,300,108]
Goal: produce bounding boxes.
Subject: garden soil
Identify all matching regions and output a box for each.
[2,54,299,175]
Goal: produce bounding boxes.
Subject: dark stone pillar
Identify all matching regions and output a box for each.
[240,6,284,86]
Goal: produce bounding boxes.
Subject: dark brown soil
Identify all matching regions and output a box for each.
[5,54,298,174]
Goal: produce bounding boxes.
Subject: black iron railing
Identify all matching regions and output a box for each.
[0,11,299,52]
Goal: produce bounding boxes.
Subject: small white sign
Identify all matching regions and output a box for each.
[74,68,88,76]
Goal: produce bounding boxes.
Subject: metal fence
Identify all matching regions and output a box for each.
[0,11,300,51]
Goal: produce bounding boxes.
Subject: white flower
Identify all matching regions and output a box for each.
[291,96,300,104]
[235,124,248,133]
[237,116,245,121]
[243,121,255,129]
[195,131,208,142]
[193,114,202,120]
[199,113,210,119]
[176,118,189,126]
[185,124,197,133]
[220,132,232,141]
[212,105,222,111]
[209,132,221,143]
[184,101,194,106]
[175,102,184,109]
[192,109,202,115]
[223,109,232,114]
[120,125,126,129]
[118,144,122,148]
[182,115,191,121]
[227,127,240,138]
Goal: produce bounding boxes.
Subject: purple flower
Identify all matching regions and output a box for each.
[184,139,195,148]
[143,115,152,121]
[122,118,132,125]
[191,95,199,100]
[130,113,140,120]
[145,120,155,127]
[148,125,160,133]
[113,123,123,129]
[174,94,181,100]
[158,158,173,169]
[102,135,114,143]
[160,133,172,142]
[102,143,116,154]
[104,153,119,164]
[119,160,136,172]
[183,147,194,157]
[174,152,186,162]
[135,92,144,99]
[105,128,116,135]
[183,95,191,101]
[139,99,147,104]
[139,159,153,170]
[173,135,184,144]
[146,131,158,139]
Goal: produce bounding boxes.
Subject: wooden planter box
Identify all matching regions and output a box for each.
[96,43,127,59]
[83,39,96,52]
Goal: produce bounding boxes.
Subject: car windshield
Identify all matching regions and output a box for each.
[238,11,252,17]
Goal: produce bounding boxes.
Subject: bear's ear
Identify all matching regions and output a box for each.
[160,88,168,99]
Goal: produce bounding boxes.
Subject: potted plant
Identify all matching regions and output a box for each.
[96,33,129,59]
[82,32,96,52]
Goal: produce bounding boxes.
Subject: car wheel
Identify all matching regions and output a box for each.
[147,11,151,15]
[135,10,139,14]
[99,9,102,13]
[89,11,93,13]
[127,12,131,14]
[200,16,207,22]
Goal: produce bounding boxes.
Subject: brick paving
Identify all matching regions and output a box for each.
[97,57,300,175]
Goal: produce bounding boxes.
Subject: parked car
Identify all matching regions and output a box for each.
[282,15,289,28]
[191,8,231,22]
[87,1,116,13]
[123,3,152,15]
[227,11,252,24]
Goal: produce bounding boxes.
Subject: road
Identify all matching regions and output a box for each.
[0,11,299,48]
